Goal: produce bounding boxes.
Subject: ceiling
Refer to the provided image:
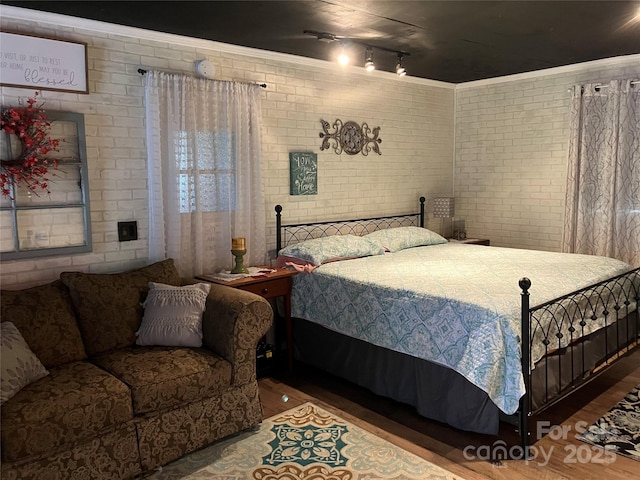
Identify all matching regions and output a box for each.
[3,1,640,83]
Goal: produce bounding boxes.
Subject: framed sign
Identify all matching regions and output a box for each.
[0,31,88,94]
[289,152,318,195]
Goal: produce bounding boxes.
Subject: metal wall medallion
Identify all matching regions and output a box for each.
[319,119,382,155]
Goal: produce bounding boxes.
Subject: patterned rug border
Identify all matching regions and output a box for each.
[148,401,466,479]
[577,385,640,462]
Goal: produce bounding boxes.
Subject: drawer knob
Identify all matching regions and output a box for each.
[262,288,268,294]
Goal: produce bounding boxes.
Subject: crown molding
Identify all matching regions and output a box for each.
[456,54,640,90]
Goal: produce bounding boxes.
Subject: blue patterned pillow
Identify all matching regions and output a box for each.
[364,226,447,252]
[278,235,385,266]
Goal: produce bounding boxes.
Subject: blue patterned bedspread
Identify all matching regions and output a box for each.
[290,244,633,414]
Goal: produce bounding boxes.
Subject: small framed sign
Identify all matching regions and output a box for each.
[0,31,89,94]
[289,152,318,195]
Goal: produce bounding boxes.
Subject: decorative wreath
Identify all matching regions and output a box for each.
[0,92,61,198]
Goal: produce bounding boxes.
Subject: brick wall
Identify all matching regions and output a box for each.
[455,59,640,250]
[0,7,454,288]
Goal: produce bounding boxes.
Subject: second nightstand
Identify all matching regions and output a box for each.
[197,268,297,372]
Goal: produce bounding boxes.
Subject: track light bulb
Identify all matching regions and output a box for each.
[395,54,406,76]
[337,45,350,66]
[364,48,375,72]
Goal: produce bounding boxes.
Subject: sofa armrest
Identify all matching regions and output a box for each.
[201,284,273,386]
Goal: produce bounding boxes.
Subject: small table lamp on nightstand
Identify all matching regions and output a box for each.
[433,197,455,237]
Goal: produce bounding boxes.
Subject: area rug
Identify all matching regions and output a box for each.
[147,402,464,479]
[578,385,640,461]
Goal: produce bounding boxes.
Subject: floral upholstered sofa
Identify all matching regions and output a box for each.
[0,259,273,480]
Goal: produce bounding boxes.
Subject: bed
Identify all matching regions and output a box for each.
[274,198,640,453]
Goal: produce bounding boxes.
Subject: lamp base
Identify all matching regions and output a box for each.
[231,249,249,274]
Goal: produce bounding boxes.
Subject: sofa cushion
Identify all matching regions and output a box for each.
[60,259,182,356]
[136,381,262,471]
[0,280,87,368]
[92,346,232,415]
[0,322,49,405]
[0,361,133,463]
[136,282,211,347]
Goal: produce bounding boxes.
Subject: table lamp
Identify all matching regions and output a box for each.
[433,197,455,237]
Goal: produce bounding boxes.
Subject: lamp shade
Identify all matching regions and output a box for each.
[433,197,455,218]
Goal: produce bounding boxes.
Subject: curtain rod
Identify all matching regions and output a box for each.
[137,68,267,88]
[593,80,639,90]
[568,80,639,94]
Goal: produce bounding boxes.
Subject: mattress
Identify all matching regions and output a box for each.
[289,243,634,414]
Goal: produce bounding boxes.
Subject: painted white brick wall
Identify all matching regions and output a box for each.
[455,59,640,251]
[0,9,454,288]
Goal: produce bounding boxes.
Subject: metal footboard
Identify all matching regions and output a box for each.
[518,267,640,455]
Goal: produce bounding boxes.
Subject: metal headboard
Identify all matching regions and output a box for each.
[275,197,425,252]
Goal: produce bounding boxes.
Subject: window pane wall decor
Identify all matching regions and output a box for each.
[0,111,92,260]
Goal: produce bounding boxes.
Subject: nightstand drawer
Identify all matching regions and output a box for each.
[238,277,291,299]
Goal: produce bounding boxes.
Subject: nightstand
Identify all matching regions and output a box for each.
[448,238,490,246]
[197,268,297,372]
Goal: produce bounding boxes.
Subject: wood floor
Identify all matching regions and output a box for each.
[259,348,640,480]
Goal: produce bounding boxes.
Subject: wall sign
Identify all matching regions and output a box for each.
[289,152,318,195]
[0,32,88,94]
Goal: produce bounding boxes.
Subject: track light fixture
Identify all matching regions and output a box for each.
[304,30,409,77]
[364,47,375,72]
[395,54,406,76]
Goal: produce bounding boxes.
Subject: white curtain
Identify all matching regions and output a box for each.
[144,71,266,277]
[562,79,640,267]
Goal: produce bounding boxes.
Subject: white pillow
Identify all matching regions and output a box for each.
[364,226,448,252]
[278,234,385,266]
[1,322,49,404]
[136,282,211,347]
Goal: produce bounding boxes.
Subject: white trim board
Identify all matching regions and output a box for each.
[456,54,640,90]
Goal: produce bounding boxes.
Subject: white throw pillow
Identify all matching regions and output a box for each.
[136,282,211,347]
[1,321,49,404]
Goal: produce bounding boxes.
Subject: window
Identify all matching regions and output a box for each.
[177,130,236,213]
[0,111,92,260]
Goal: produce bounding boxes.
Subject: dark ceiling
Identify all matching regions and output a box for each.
[3,1,640,83]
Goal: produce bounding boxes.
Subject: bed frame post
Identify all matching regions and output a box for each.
[518,277,532,459]
[275,205,283,253]
[419,196,425,227]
